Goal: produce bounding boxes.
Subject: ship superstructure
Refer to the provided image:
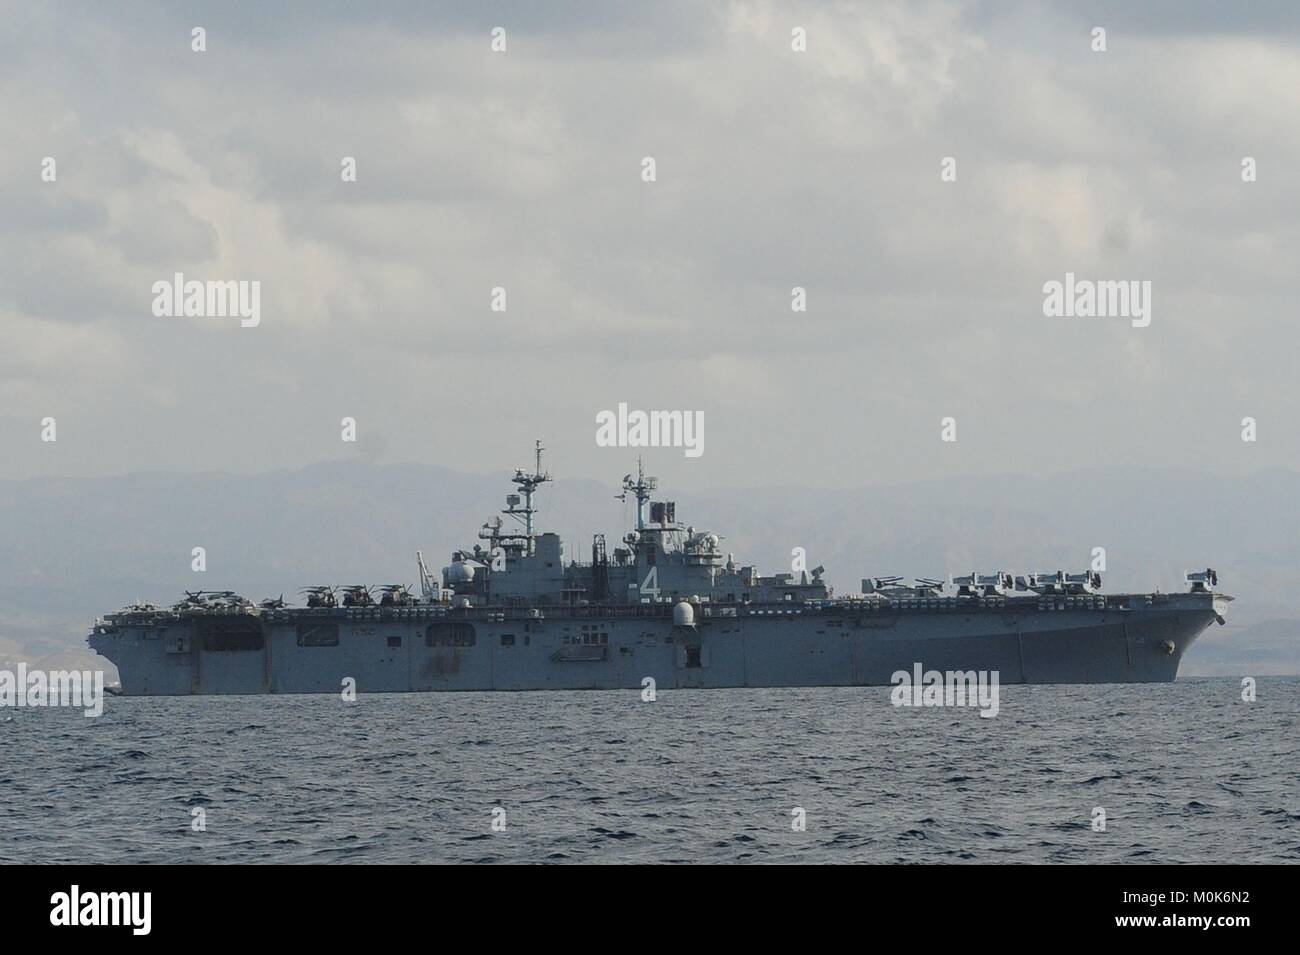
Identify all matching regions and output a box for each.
[88,445,1230,695]
[444,443,829,612]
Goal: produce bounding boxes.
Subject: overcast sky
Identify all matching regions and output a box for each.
[3,1,1298,490]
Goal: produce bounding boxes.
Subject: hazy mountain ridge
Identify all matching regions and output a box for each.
[1,462,1296,677]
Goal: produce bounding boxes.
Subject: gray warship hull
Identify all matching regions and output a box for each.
[89,592,1223,696]
[88,447,1230,695]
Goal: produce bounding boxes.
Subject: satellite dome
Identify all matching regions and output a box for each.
[445,561,476,584]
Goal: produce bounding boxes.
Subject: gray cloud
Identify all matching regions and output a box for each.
[1,1,1297,491]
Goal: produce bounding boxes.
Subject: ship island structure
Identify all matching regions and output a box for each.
[89,444,1231,695]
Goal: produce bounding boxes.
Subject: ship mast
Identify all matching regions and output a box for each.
[504,439,551,555]
[618,456,657,531]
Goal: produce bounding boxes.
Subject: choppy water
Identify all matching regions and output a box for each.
[2,679,1297,863]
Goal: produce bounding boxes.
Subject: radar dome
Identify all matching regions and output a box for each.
[445,561,476,584]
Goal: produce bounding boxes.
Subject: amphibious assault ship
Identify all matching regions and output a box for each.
[89,444,1230,695]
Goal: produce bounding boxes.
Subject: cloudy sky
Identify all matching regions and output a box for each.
[3,1,1298,490]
